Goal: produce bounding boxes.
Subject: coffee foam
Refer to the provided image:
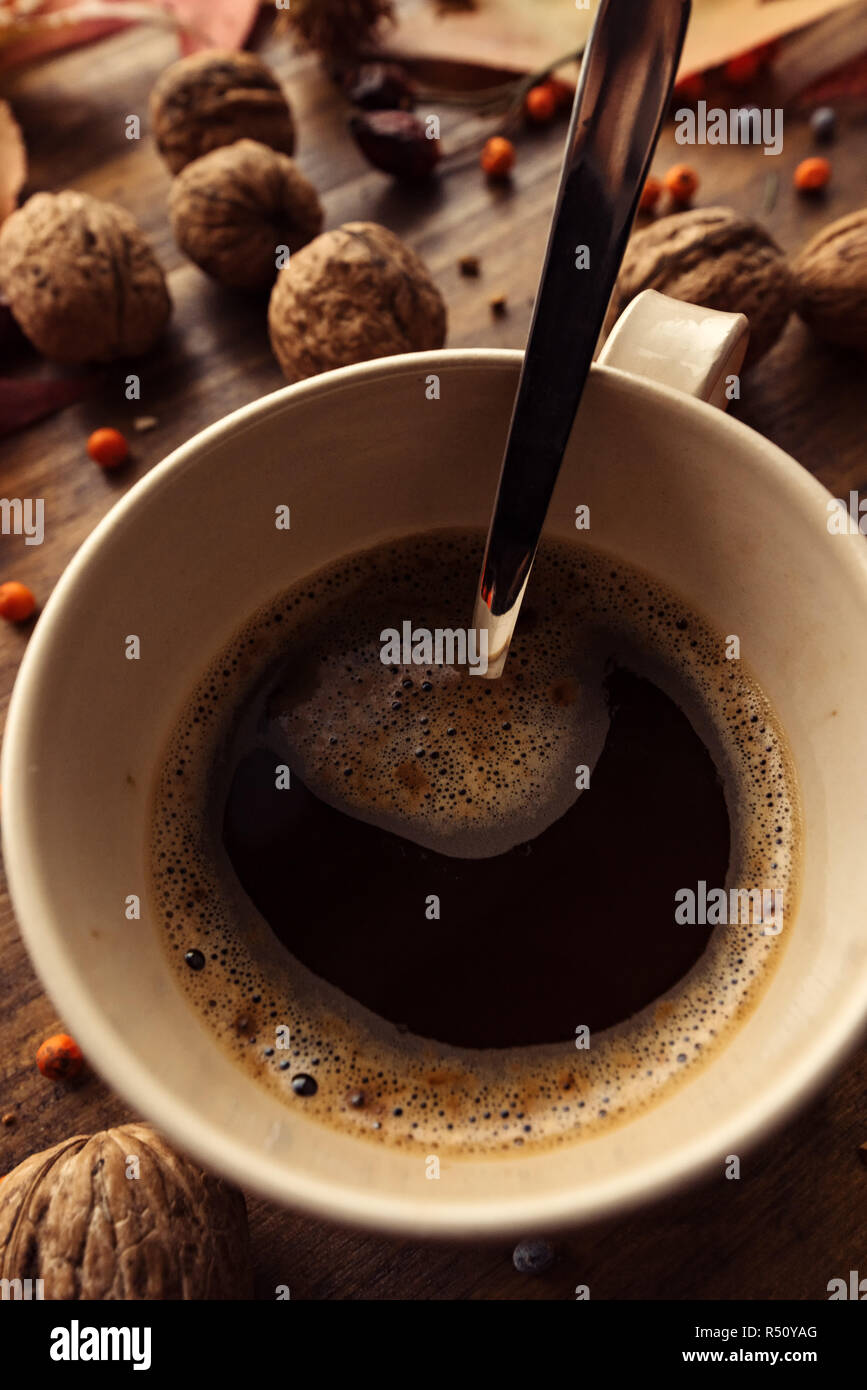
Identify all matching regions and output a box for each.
[150,529,802,1157]
[264,572,609,859]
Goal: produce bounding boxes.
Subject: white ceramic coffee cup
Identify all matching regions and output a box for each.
[5,292,867,1236]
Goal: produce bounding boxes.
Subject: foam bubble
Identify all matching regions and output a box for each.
[264,580,609,859]
[149,530,802,1157]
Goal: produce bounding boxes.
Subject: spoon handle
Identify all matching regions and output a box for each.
[473,0,690,676]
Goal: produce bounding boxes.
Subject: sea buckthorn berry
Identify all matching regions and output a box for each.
[36,1033,84,1081]
[664,163,699,203]
[87,426,129,468]
[481,136,516,178]
[794,156,831,192]
[525,83,557,125]
[546,77,575,111]
[639,176,663,211]
[0,581,36,622]
[723,50,762,86]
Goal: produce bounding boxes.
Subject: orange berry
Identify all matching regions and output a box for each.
[0,581,36,622]
[481,136,516,178]
[525,83,557,125]
[546,77,575,111]
[639,176,663,212]
[724,50,762,86]
[794,156,831,192]
[87,426,129,469]
[664,163,699,203]
[36,1033,84,1081]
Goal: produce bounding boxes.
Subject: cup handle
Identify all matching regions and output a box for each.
[597,288,749,411]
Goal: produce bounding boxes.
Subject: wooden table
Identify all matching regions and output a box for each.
[1,20,865,1300]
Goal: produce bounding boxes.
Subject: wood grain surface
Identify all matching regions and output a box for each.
[1,19,865,1300]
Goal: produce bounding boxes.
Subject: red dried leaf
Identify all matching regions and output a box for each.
[171,0,262,54]
[0,376,94,437]
[0,0,260,71]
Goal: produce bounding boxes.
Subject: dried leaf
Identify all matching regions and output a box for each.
[0,375,94,436]
[388,0,859,82]
[0,100,26,225]
[774,1,867,103]
[0,2,170,69]
[171,0,262,54]
[0,0,260,69]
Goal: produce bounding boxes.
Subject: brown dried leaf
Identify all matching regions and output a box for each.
[388,0,857,81]
[0,100,26,225]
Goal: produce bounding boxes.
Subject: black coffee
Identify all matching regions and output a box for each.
[151,530,800,1155]
[223,668,726,1048]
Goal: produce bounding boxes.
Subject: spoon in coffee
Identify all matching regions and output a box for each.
[473,0,690,677]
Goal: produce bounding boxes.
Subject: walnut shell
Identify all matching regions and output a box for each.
[605,207,792,367]
[170,140,323,292]
[0,191,170,364]
[792,209,867,350]
[151,51,296,176]
[268,221,447,382]
[0,1123,252,1300]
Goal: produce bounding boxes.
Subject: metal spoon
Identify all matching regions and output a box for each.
[472,0,691,677]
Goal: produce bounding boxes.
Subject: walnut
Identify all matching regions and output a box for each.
[0,191,171,364]
[268,221,447,382]
[0,1123,252,1300]
[169,140,323,292]
[792,209,867,351]
[604,207,792,367]
[151,51,296,176]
